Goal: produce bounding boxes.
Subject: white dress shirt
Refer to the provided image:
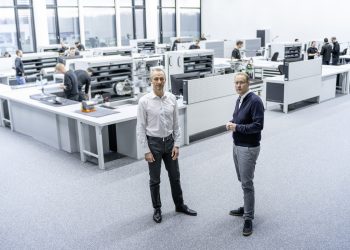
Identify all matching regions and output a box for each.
[239,90,251,109]
[137,91,181,154]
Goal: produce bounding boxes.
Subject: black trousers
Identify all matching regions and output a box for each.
[147,135,184,209]
[332,57,339,65]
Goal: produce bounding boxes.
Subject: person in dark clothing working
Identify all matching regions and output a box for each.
[331,37,340,65]
[75,68,92,101]
[58,41,68,54]
[75,41,85,51]
[307,41,319,60]
[55,63,79,101]
[320,38,332,65]
[171,38,181,51]
[15,50,25,85]
[232,40,243,60]
[189,40,200,50]
[226,72,264,237]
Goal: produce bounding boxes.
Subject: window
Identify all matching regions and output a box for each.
[84,8,116,48]
[57,0,78,6]
[17,8,35,52]
[180,8,200,38]
[120,8,134,46]
[46,0,80,45]
[179,0,201,39]
[0,8,17,55]
[83,0,114,6]
[0,0,36,53]
[120,0,146,45]
[46,8,59,44]
[158,0,176,44]
[57,7,80,44]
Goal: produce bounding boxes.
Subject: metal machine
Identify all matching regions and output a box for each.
[74,56,134,101]
[266,42,303,60]
[165,49,214,91]
[129,39,156,54]
[93,46,132,57]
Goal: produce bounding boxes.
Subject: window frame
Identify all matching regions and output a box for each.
[1,0,37,52]
[178,0,201,39]
[120,0,146,42]
[158,0,177,44]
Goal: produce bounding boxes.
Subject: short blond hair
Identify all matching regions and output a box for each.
[235,72,249,83]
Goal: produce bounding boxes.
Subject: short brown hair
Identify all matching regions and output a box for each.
[236,40,243,46]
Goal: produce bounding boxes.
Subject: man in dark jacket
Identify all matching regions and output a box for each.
[75,68,92,101]
[55,63,79,101]
[232,40,243,60]
[331,37,340,65]
[189,40,200,50]
[15,50,25,85]
[226,72,264,237]
[75,41,85,51]
[320,38,332,65]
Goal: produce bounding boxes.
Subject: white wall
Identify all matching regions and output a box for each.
[202,0,350,45]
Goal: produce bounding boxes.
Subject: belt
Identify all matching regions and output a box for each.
[147,134,173,142]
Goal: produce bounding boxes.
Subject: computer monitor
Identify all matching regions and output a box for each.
[170,72,200,96]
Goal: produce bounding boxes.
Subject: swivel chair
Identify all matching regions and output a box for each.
[271,52,279,61]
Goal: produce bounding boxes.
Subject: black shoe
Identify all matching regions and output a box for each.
[229,207,244,217]
[243,219,253,236]
[153,208,162,223]
[175,204,197,216]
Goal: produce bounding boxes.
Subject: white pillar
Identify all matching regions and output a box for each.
[145,0,158,42]
[32,0,49,49]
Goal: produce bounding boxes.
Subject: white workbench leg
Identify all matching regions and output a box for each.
[7,100,14,131]
[77,120,87,162]
[95,126,105,170]
[0,99,4,127]
[283,103,288,114]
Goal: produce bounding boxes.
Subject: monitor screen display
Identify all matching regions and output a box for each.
[170,72,200,96]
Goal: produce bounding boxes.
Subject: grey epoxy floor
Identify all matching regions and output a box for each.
[1,96,350,250]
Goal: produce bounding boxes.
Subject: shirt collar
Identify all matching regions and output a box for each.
[240,90,251,102]
[151,91,168,99]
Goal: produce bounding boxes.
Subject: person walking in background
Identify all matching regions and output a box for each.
[15,50,25,85]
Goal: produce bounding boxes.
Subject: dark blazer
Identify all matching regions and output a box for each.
[320,43,332,64]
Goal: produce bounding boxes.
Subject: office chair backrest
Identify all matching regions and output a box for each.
[278,64,284,74]
[271,52,279,61]
[342,48,347,55]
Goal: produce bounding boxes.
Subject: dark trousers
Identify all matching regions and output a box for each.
[332,57,339,65]
[323,61,330,65]
[147,135,184,209]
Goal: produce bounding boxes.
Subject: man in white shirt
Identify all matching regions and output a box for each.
[137,68,197,223]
